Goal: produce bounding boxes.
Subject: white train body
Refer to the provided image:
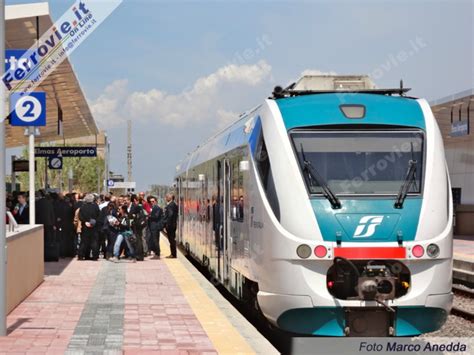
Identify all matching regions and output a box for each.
[175,77,453,336]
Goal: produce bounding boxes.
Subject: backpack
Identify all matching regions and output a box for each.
[134,208,147,230]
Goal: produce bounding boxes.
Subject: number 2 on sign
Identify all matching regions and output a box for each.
[22,100,35,118]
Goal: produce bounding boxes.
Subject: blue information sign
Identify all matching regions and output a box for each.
[451,120,469,137]
[10,92,47,126]
[5,49,39,79]
[5,49,27,71]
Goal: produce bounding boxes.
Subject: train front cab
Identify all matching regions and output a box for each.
[250,94,453,337]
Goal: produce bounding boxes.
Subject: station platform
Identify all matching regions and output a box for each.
[454,235,474,261]
[453,235,474,286]
[0,238,277,354]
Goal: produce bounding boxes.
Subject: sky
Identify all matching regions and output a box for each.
[5,0,474,191]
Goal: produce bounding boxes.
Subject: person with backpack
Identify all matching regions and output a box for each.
[111,205,136,262]
[103,202,119,259]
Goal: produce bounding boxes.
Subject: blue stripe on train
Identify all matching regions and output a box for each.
[276,93,425,130]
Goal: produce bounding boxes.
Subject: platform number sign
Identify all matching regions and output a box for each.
[48,156,63,170]
[10,92,46,126]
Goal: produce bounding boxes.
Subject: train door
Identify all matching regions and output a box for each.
[176,177,183,244]
[223,159,232,283]
[216,160,223,281]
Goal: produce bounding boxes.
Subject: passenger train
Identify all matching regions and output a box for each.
[174,75,453,337]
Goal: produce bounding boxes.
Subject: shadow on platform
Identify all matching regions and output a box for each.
[44,257,74,276]
[7,317,31,335]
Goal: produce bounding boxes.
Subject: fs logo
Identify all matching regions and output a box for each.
[353,216,384,238]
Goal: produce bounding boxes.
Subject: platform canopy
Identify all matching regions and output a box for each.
[4,2,98,148]
[430,88,474,145]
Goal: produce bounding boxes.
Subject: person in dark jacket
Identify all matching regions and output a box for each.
[54,193,75,257]
[129,194,146,261]
[36,191,57,261]
[162,193,178,258]
[148,196,163,259]
[78,194,100,260]
[96,200,111,259]
[13,193,29,224]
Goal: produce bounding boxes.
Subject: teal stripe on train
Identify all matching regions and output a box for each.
[310,198,422,242]
[395,307,448,336]
[276,93,426,130]
[276,306,446,336]
[277,307,345,336]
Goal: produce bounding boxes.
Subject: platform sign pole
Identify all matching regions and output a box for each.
[11,155,16,192]
[28,129,35,224]
[0,0,7,337]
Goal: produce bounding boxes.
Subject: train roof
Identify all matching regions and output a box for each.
[271,75,414,99]
[175,106,260,176]
[176,76,421,177]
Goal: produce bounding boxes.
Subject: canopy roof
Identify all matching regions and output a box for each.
[5,2,98,148]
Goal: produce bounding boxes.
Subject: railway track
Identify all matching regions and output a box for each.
[451,285,474,321]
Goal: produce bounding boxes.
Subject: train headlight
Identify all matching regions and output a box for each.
[314,245,328,258]
[426,244,440,258]
[296,244,312,259]
[412,245,424,258]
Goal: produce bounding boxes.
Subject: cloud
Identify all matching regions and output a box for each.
[90,60,272,129]
[216,109,239,130]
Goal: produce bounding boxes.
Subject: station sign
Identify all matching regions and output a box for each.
[12,160,37,172]
[35,146,97,157]
[10,92,47,126]
[451,120,469,137]
[111,181,136,189]
[48,156,63,170]
[5,49,32,72]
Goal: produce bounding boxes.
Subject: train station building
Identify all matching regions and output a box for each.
[431,89,474,235]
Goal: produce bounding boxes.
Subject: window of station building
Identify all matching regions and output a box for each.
[452,188,462,206]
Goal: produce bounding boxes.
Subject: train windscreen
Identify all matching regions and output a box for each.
[291,130,424,195]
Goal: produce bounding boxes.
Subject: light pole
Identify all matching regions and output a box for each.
[104,132,109,194]
[0,0,7,337]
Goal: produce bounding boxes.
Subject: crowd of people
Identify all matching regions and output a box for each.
[6,190,179,262]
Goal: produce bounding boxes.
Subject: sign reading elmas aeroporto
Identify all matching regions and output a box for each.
[1,0,123,120]
[35,146,97,158]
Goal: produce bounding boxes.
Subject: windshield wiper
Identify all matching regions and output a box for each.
[300,144,341,209]
[394,159,417,209]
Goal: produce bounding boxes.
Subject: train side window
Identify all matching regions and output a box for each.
[255,135,270,188]
[231,158,245,222]
[254,133,280,221]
